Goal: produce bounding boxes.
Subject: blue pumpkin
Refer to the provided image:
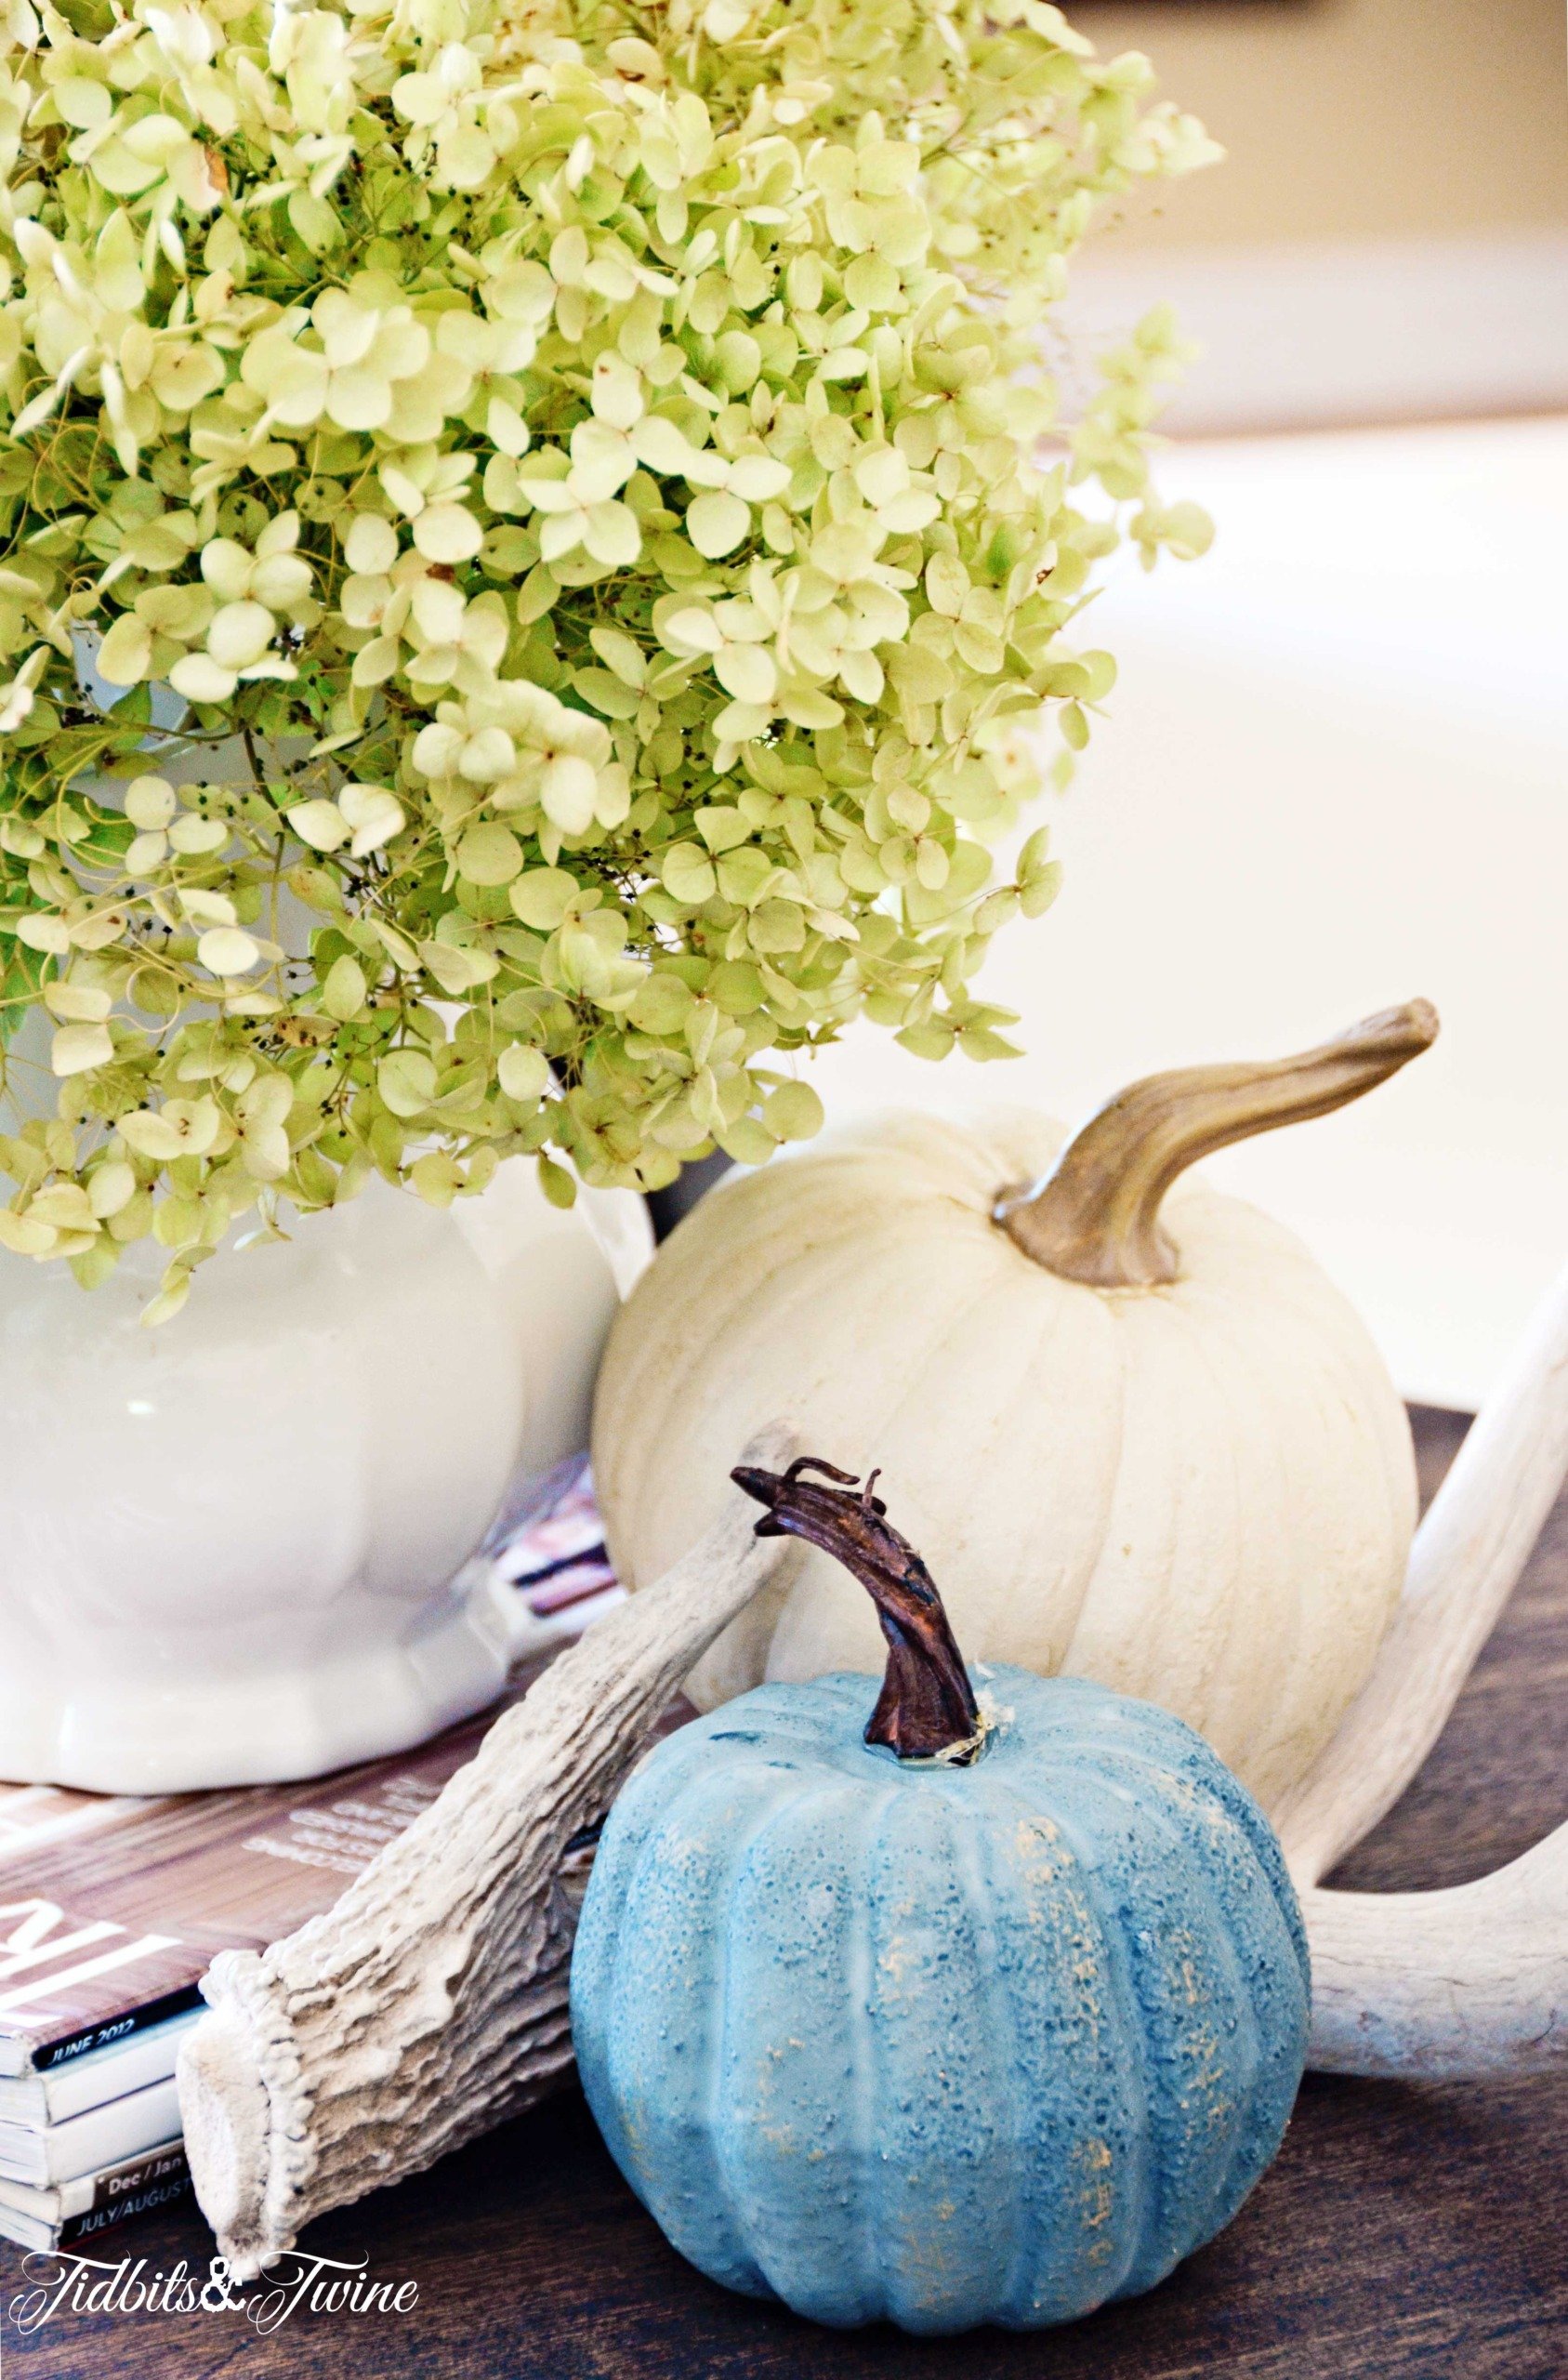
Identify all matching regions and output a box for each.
[571,1460,1309,2334]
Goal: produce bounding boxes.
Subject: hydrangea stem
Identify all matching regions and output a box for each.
[992,1000,1439,1289]
[731,1457,983,1764]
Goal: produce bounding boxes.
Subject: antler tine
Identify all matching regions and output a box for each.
[178,1423,799,2278]
[1277,1262,1568,1889]
[1303,1820,1568,2078]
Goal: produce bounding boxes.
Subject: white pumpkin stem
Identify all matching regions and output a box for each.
[178,1423,798,2279]
[994,1002,1439,1289]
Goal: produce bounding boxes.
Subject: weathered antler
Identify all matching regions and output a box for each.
[179,1424,797,2278]
[1289,1263,1568,2075]
[1305,1828,1568,2077]
[1280,1263,1568,1888]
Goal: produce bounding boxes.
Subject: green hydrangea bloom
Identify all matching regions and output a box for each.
[0,0,1217,1316]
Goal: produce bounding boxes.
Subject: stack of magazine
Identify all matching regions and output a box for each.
[0,1461,617,2255]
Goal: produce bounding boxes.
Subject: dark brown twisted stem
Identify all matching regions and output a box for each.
[993,999,1439,1289]
[731,1457,983,1763]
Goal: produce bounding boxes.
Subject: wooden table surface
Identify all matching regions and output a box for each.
[6,1407,1567,2379]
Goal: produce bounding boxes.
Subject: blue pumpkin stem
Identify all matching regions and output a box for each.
[731,1457,984,1765]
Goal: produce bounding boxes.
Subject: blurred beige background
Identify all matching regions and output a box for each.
[1063,0,1568,429]
[1074,0,1568,248]
[806,3,1568,1411]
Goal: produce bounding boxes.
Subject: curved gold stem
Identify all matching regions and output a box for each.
[994,1000,1439,1289]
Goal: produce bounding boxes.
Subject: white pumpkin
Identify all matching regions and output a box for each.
[592,1004,1437,1812]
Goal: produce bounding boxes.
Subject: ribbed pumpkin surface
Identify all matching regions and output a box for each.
[592,1108,1416,1814]
[572,1665,1310,2334]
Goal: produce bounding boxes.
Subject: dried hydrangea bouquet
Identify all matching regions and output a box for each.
[0,0,1215,1786]
[0,0,1215,1321]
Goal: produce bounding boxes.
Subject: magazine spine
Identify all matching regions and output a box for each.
[59,2155,192,2246]
[28,1984,205,2074]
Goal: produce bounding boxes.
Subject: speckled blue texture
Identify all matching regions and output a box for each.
[570,1666,1310,2336]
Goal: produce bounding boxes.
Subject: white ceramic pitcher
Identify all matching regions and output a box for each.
[0,1165,650,1792]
